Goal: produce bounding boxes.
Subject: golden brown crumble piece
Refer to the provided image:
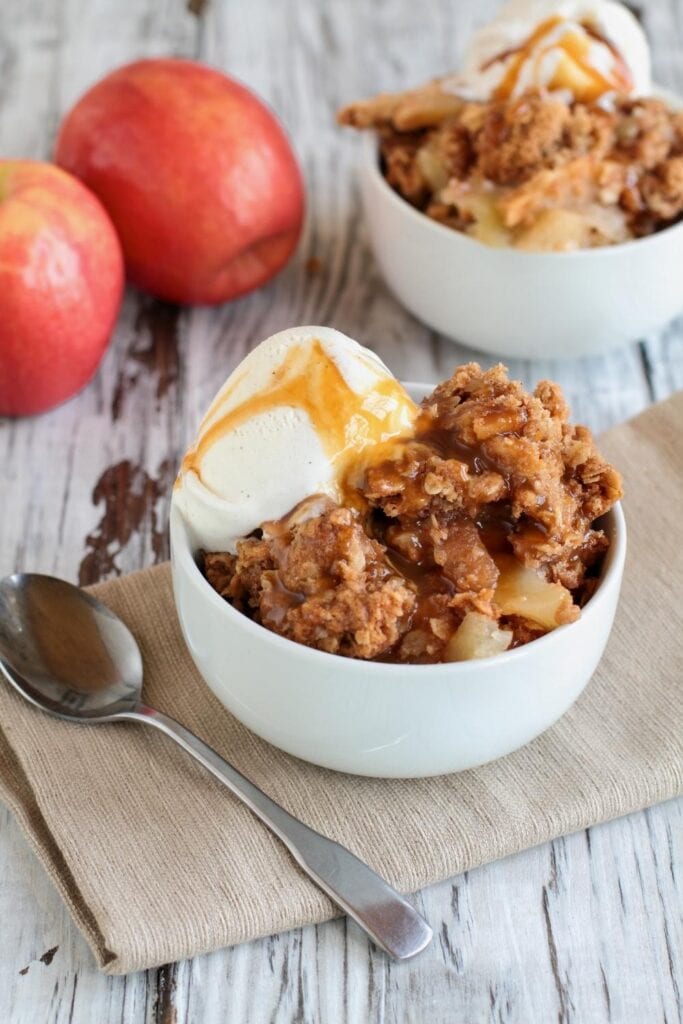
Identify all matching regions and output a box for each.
[206,505,416,660]
[337,90,406,129]
[564,103,617,159]
[640,156,683,221]
[472,92,570,186]
[364,445,507,521]
[338,80,464,131]
[671,111,683,153]
[366,363,622,587]
[430,121,474,182]
[613,97,675,170]
[380,130,431,206]
[204,551,237,600]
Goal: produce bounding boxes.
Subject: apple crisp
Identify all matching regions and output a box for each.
[204,364,622,663]
[338,86,683,249]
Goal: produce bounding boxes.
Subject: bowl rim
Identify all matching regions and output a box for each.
[360,83,683,260]
[171,381,627,678]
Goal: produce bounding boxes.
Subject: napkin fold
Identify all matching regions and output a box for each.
[0,394,681,975]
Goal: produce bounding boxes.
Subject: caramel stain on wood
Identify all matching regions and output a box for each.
[153,963,178,1024]
[78,458,175,586]
[186,0,208,15]
[17,946,59,975]
[112,300,181,422]
[305,255,323,276]
[542,887,570,1022]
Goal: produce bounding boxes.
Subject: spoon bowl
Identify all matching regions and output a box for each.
[0,573,142,719]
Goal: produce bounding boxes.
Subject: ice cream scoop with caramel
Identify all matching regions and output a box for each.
[338,0,683,251]
[446,0,651,104]
[175,328,622,664]
[174,326,418,552]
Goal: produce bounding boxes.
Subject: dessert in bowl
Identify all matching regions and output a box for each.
[339,0,683,358]
[171,327,625,777]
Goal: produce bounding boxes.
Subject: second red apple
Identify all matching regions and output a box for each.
[0,160,123,416]
[55,59,305,306]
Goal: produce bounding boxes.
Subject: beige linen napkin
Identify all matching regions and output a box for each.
[0,395,681,975]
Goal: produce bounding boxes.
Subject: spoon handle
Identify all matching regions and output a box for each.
[123,703,431,960]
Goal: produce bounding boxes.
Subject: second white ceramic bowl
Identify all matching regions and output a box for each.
[170,384,626,778]
[359,96,683,359]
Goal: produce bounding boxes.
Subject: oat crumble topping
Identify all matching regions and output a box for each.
[338,86,683,249]
[204,364,622,663]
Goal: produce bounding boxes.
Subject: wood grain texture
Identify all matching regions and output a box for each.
[0,0,681,1021]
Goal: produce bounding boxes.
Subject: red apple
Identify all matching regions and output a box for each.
[0,160,124,417]
[54,59,305,306]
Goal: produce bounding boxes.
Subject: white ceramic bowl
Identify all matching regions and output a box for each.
[170,384,626,778]
[359,92,683,359]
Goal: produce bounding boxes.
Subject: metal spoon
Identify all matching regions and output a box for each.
[0,572,432,960]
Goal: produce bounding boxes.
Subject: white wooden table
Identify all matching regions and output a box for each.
[1,1,681,1020]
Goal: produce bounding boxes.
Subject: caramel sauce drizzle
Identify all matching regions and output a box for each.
[486,15,633,102]
[180,339,418,491]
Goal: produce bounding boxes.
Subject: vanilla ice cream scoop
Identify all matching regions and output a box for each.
[173,326,418,552]
[444,0,650,103]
